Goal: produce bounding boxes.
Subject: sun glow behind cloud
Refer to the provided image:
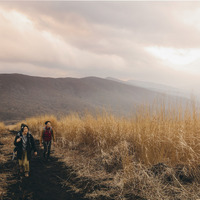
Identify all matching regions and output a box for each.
[181,8,200,32]
[145,46,200,73]
[0,8,34,32]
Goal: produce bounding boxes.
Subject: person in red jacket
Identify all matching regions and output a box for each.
[40,121,55,160]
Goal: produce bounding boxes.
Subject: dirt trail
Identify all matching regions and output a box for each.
[1,131,89,200]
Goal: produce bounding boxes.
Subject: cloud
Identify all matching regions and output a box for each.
[0,6,127,74]
[1,1,200,88]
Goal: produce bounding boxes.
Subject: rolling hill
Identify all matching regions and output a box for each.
[0,74,188,123]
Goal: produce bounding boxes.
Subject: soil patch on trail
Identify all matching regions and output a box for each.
[1,137,89,200]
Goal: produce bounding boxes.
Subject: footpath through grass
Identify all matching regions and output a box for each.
[0,130,89,200]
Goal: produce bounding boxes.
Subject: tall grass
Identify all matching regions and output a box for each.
[17,101,200,169]
[0,122,6,134]
[59,104,200,168]
[14,101,200,199]
[13,115,58,138]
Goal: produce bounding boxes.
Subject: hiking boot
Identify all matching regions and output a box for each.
[25,172,29,177]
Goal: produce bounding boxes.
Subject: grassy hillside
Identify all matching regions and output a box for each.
[10,101,200,199]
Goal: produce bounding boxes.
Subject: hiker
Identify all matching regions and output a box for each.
[12,123,26,160]
[14,124,37,177]
[40,121,56,160]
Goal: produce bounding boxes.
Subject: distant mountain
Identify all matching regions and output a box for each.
[106,77,124,83]
[107,77,189,98]
[127,80,187,97]
[0,74,189,123]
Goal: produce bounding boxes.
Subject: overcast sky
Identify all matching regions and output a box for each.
[1,1,200,88]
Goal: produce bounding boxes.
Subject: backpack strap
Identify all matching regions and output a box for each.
[17,131,22,137]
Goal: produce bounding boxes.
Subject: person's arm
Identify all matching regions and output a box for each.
[31,135,37,152]
[30,135,37,155]
[14,134,21,146]
[52,129,56,142]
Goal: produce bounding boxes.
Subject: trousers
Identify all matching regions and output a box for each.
[18,151,29,172]
[43,141,51,158]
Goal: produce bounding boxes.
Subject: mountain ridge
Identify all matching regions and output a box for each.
[0,73,188,123]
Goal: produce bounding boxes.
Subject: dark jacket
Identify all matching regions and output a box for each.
[14,132,37,161]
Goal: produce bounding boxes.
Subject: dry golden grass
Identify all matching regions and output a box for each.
[12,101,200,199]
[0,122,12,198]
[0,122,5,134]
[12,115,58,139]
[0,122,8,164]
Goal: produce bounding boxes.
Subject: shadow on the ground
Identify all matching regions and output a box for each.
[1,131,147,200]
[1,139,89,200]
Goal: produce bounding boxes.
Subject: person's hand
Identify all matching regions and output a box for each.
[34,152,37,156]
[40,143,44,149]
[16,138,21,143]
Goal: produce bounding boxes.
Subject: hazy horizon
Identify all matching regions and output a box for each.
[1,1,200,90]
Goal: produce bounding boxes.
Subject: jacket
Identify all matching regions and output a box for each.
[14,132,37,161]
[40,127,55,144]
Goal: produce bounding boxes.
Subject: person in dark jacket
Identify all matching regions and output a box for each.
[12,123,26,160]
[40,121,55,160]
[14,124,37,177]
